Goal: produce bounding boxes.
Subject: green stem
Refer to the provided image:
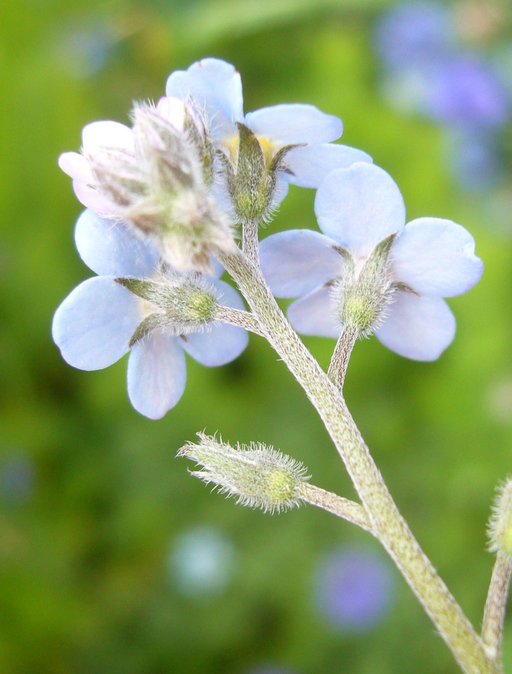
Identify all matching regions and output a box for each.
[219,247,498,674]
[241,218,260,266]
[481,551,512,666]
[328,327,358,390]
[299,483,373,535]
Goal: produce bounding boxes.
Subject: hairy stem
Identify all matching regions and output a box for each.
[215,305,265,337]
[482,551,512,664]
[328,327,358,390]
[218,246,498,674]
[241,218,260,266]
[299,483,373,534]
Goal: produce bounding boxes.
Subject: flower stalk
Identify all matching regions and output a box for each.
[218,245,498,674]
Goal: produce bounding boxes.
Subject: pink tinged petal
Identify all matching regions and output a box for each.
[74,209,159,277]
[285,144,373,188]
[287,286,341,338]
[127,332,186,419]
[156,96,186,131]
[82,120,134,153]
[260,230,342,298]
[52,277,140,371]
[245,104,343,144]
[375,293,456,361]
[315,163,406,256]
[58,152,93,183]
[72,181,116,216]
[181,279,249,366]
[166,58,243,139]
[391,217,484,297]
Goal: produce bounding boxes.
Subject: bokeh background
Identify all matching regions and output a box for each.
[2,0,512,672]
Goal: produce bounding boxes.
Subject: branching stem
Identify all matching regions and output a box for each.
[218,245,499,674]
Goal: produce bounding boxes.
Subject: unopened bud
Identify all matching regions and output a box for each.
[178,433,311,514]
[221,123,297,223]
[488,477,512,555]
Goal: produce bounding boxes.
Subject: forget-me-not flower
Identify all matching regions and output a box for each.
[166,58,372,217]
[260,162,483,361]
[52,210,248,418]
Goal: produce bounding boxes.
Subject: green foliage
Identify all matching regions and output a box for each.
[2,0,512,672]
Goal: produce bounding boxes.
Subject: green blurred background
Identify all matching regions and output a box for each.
[2,0,512,672]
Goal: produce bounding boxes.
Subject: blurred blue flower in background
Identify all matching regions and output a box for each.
[374,1,454,72]
[313,546,394,631]
[168,526,236,598]
[375,1,511,193]
[0,452,36,506]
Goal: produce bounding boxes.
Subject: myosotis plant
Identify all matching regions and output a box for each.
[53,57,511,672]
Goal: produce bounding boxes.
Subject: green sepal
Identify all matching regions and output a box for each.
[128,313,168,347]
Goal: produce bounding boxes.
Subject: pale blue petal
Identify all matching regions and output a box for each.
[376,293,456,361]
[166,58,243,140]
[75,209,159,277]
[391,217,484,297]
[260,230,342,298]
[52,277,140,370]
[245,104,343,144]
[315,163,406,256]
[285,144,373,188]
[287,286,341,338]
[127,331,186,419]
[181,279,249,365]
[270,174,290,208]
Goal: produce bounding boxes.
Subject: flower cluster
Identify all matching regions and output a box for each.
[374,1,511,191]
[52,210,248,418]
[54,56,484,418]
[260,162,483,360]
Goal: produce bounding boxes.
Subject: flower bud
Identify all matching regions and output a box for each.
[178,433,311,514]
[488,477,512,555]
[221,123,296,223]
[70,100,235,274]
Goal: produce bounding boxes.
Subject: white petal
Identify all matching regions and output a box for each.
[315,163,406,256]
[156,96,186,131]
[376,293,456,361]
[75,209,159,277]
[58,152,93,183]
[287,286,341,338]
[82,120,134,153]
[260,230,342,298]
[166,58,243,140]
[245,104,343,144]
[180,279,248,366]
[52,277,140,370]
[72,181,116,216]
[391,217,484,297]
[127,332,186,419]
[285,143,373,188]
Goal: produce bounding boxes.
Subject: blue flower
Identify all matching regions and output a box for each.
[260,162,484,361]
[52,210,248,418]
[313,546,394,631]
[166,58,371,203]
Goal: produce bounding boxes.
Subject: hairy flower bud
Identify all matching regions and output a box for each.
[60,99,236,274]
[220,123,296,223]
[178,433,311,514]
[488,477,512,555]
